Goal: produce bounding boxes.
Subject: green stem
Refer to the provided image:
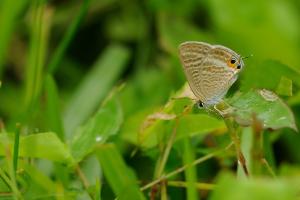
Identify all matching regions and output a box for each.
[0,166,22,200]
[251,115,264,176]
[141,143,230,191]
[182,137,199,200]
[224,117,249,176]
[167,181,215,190]
[25,0,45,108]
[155,119,179,179]
[13,125,20,174]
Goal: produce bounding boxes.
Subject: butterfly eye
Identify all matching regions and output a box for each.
[230,58,236,64]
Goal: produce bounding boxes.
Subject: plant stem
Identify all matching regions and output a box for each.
[167,181,215,190]
[182,137,198,200]
[13,124,20,174]
[76,165,95,200]
[160,180,167,200]
[141,143,231,191]
[155,118,179,178]
[224,117,249,176]
[0,167,22,200]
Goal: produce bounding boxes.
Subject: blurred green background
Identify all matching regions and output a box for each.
[0,0,300,199]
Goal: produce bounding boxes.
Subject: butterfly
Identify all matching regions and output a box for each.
[179,41,245,108]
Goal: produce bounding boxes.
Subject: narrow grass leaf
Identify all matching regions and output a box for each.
[25,1,52,109]
[182,138,199,200]
[96,144,146,200]
[13,126,20,174]
[63,44,130,138]
[23,164,57,194]
[44,75,65,140]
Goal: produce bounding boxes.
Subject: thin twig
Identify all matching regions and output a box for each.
[224,118,249,176]
[0,167,22,200]
[75,165,98,200]
[167,181,215,190]
[75,165,90,190]
[160,180,167,200]
[141,143,232,191]
[261,158,276,178]
[155,118,179,178]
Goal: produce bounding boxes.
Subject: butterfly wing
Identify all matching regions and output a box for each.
[179,41,212,102]
[197,45,238,105]
[179,42,239,105]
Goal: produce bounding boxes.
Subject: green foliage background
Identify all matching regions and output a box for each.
[0,0,300,199]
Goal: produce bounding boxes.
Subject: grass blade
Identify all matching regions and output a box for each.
[13,125,20,174]
[24,1,52,109]
[63,44,130,137]
[96,144,146,200]
[182,137,199,200]
[71,93,123,162]
[44,75,65,140]
[0,132,74,164]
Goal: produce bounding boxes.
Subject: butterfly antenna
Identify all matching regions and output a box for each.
[242,54,253,60]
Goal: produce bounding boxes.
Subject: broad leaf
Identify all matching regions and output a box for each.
[71,95,123,162]
[63,45,130,138]
[228,89,297,131]
[0,132,74,164]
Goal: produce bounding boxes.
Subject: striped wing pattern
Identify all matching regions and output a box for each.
[179,42,237,105]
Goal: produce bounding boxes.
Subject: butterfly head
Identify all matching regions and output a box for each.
[227,55,244,71]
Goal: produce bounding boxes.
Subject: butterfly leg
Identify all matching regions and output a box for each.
[196,100,204,109]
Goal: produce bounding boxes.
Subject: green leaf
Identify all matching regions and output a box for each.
[0,132,74,164]
[23,164,57,194]
[71,95,123,162]
[210,173,300,200]
[63,44,130,138]
[228,89,297,131]
[181,138,198,200]
[176,114,226,140]
[96,144,146,200]
[25,1,51,108]
[125,84,226,149]
[44,75,65,140]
